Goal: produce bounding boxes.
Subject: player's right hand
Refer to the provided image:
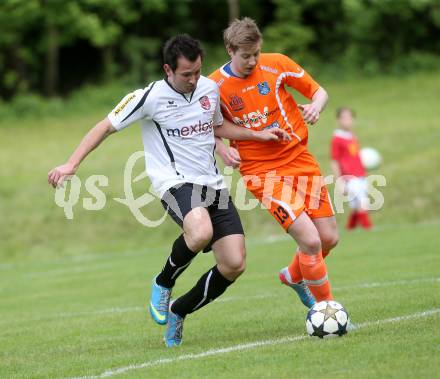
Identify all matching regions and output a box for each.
[48,163,76,188]
[298,103,320,125]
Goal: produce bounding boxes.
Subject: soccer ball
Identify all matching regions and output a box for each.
[360,147,382,170]
[306,300,349,338]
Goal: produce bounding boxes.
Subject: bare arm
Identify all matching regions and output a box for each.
[298,86,329,125]
[214,118,290,142]
[48,117,116,188]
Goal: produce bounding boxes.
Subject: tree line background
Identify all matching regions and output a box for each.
[0,0,439,101]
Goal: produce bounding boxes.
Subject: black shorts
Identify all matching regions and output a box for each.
[161,183,244,252]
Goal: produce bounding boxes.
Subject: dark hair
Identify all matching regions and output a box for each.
[163,34,204,72]
[336,106,356,118]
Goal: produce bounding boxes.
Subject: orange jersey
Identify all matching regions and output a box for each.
[209,53,320,175]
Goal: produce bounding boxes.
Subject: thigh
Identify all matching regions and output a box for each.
[287,211,321,253]
[182,206,212,235]
[161,183,208,227]
[312,215,338,244]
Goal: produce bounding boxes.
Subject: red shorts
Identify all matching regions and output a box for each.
[242,149,334,231]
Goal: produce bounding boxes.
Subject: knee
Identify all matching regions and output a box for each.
[301,236,322,254]
[231,257,246,276]
[321,231,339,251]
[221,251,246,279]
[186,224,213,251]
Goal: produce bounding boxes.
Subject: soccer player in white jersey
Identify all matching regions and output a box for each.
[48,35,289,347]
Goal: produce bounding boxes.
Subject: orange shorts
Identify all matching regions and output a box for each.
[242,149,335,231]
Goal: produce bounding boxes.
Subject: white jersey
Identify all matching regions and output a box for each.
[108,76,226,196]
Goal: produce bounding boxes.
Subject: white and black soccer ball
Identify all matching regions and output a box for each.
[306,300,349,338]
[360,147,382,170]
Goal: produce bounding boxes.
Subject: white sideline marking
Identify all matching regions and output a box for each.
[69,308,440,379]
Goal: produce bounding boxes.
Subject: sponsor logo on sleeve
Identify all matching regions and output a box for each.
[114,93,136,115]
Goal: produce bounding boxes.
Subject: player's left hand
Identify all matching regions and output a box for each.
[269,128,291,142]
[298,103,320,125]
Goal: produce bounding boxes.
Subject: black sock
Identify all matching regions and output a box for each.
[171,265,234,318]
[156,234,198,288]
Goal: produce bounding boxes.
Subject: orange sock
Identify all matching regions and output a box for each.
[287,252,303,283]
[298,251,333,301]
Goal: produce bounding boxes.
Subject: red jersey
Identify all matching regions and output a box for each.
[331,129,365,177]
[209,53,320,175]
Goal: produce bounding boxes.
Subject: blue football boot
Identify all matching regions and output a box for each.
[164,303,184,347]
[149,276,171,325]
[279,267,316,308]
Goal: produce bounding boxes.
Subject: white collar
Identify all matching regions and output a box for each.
[333,129,354,139]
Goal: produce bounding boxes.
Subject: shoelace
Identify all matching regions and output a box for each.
[174,318,183,340]
[296,281,312,295]
[301,282,314,298]
[158,288,170,312]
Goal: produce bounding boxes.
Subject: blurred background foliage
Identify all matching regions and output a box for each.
[0,0,439,107]
[0,0,439,261]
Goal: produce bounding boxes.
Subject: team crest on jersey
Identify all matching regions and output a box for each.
[229,95,245,111]
[199,96,211,110]
[257,81,270,95]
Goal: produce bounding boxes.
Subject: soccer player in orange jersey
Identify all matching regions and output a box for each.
[210,18,338,308]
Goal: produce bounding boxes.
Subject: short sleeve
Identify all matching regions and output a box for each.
[276,54,320,100]
[213,88,224,126]
[108,82,155,131]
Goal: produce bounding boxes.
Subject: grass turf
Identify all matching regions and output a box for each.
[1,223,439,378]
[1,71,440,378]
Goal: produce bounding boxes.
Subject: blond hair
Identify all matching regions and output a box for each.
[223,17,262,52]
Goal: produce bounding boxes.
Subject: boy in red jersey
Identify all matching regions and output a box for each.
[331,107,372,230]
[210,18,338,308]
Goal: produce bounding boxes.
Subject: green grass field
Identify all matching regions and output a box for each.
[1,224,439,378]
[1,71,440,378]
